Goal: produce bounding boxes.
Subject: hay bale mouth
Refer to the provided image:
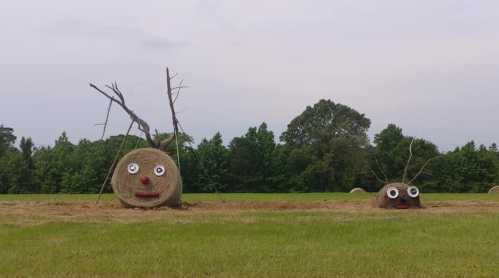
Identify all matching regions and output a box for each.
[395,204,410,209]
[135,192,161,198]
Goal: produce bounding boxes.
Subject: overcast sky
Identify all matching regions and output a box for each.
[1,0,499,151]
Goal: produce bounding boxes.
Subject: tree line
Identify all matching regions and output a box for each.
[1,99,498,194]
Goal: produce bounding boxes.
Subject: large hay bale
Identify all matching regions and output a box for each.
[111,148,181,208]
[489,185,499,193]
[349,187,367,193]
[376,183,421,209]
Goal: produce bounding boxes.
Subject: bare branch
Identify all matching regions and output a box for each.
[155,68,182,152]
[90,83,157,148]
[170,83,189,90]
[90,83,118,103]
[408,156,442,185]
[369,167,386,184]
[100,99,113,140]
[97,120,135,204]
[159,134,175,151]
[173,92,180,104]
[169,72,179,80]
[178,121,186,135]
[165,68,180,143]
[402,138,415,183]
[174,79,187,103]
[90,67,187,155]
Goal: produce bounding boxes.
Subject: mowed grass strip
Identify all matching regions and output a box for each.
[1,208,499,277]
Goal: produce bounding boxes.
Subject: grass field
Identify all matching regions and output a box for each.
[1,193,499,277]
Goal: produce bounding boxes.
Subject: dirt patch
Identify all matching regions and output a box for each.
[1,199,499,226]
[184,200,368,211]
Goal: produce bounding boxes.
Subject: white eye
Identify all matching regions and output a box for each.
[153,165,166,177]
[407,186,420,198]
[387,187,399,199]
[127,163,140,174]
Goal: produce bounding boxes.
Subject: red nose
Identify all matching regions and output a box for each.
[139,176,150,185]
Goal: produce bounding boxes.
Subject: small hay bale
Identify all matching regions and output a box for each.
[111,148,181,208]
[349,187,367,193]
[488,185,499,193]
[376,183,422,209]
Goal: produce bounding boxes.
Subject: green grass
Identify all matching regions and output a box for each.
[1,193,499,277]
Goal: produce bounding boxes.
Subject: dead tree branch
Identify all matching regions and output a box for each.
[408,156,442,185]
[402,138,415,183]
[90,68,185,153]
[89,83,157,148]
[160,67,182,152]
[100,99,113,140]
[369,167,386,184]
[97,120,135,204]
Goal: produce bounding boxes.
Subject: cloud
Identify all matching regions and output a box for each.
[2,0,499,151]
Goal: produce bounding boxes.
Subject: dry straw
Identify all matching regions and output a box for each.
[376,183,422,209]
[112,148,181,208]
[349,187,367,193]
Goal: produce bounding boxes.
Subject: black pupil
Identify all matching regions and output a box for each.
[390,190,396,196]
[156,168,163,173]
[411,188,417,195]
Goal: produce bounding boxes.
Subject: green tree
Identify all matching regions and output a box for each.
[196,132,229,193]
[33,146,55,193]
[229,123,276,192]
[425,142,498,192]
[180,145,200,193]
[0,150,23,193]
[371,124,440,188]
[37,132,75,193]
[0,126,22,193]
[0,125,16,157]
[17,137,37,193]
[280,99,371,192]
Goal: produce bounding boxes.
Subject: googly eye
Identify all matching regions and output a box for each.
[153,165,166,177]
[127,163,140,174]
[407,186,420,198]
[387,187,399,199]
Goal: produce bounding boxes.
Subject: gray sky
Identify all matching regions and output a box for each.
[1,0,499,151]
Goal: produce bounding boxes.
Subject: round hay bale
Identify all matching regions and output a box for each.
[111,148,181,208]
[376,183,421,209]
[349,187,367,193]
[488,185,499,193]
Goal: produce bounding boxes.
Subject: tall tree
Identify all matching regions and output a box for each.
[17,137,36,193]
[48,132,75,193]
[196,132,229,193]
[229,123,277,192]
[425,142,498,192]
[280,99,371,192]
[0,125,16,157]
[0,126,20,193]
[371,124,439,188]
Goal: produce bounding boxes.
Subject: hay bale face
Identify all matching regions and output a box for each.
[111,148,181,208]
[376,183,421,209]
